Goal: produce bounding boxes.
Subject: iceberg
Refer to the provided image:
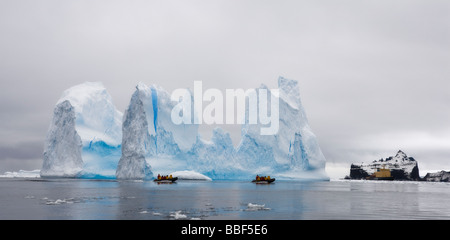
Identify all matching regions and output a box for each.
[115,89,153,180]
[42,77,328,180]
[117,77,328,180]
[41,82,123,178]
[235,77,328,180]
[188,77,328,180]
[186,128,241,179]
[116,83,198,179]
[41,100,83,177]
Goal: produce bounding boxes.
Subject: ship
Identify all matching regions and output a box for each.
[252,175,275,184]
[367,168,394,181]
[154,174,178,183]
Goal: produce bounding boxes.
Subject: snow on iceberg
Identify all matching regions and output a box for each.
[170,170,212,181]
[42,82,123,178]
[57,82,122,146]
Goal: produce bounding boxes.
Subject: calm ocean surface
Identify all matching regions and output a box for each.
[1,178,449,220]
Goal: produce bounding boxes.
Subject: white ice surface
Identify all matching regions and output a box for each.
[169,170,212,181]
[0,169,41,178]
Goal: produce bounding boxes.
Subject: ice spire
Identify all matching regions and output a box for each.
[41,100,83,177]
[116,89,153,180]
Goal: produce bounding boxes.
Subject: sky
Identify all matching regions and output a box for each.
[0,0,449,179]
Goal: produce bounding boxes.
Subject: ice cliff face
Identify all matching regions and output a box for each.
[138,83,198,156]
[116,89,152,180]
[186,128,239,179]
[235,77,327,179]
[41,100,83,177]
[42,82,123,178]
[116,83,198,178]
[118,77,328,180]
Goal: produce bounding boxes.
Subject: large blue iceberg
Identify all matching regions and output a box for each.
[42,77,328,180]
[41,82,122,178]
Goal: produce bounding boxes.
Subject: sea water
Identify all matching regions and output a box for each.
[0,178,449,220]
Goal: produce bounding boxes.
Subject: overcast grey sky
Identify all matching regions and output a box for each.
[0,0,449,178]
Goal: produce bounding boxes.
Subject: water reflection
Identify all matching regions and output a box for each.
[1,179,450,219]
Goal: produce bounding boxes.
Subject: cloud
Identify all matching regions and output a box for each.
[0,142,42,160]
[0,141,43,172]
[0,0,449,174]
